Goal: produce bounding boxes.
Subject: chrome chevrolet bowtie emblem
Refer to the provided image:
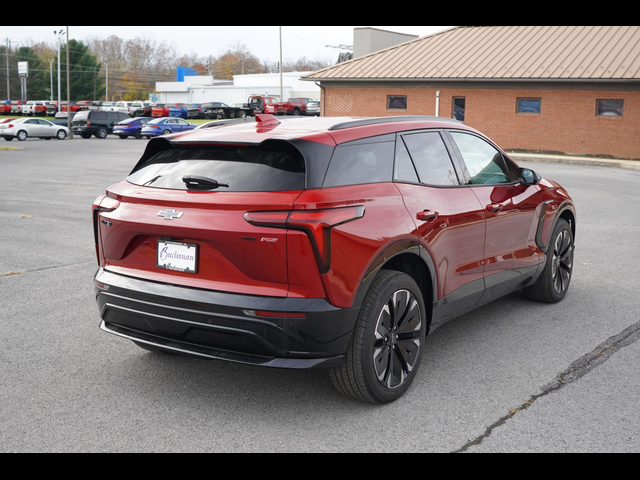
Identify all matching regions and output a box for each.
[157,209,184,220]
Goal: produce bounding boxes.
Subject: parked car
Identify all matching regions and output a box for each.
[116,101,136,116]
[186,104,204,119]
[201,102,231,120]
[306,101,321,116]
[92,115,577,404]
[21,101,48,116]
[10,100,26,115]
[272,97,315,116]
[130,102,152,117]
[52,111,76,126]
[1,100,11,114]
[46,102,60,116]
[151,104,187,119]
[62,101,92,113]
[113,117,153,139]
[0,117,69,141]
[140,117,196,137]
[99,102,119,113]
[71,110,131,139]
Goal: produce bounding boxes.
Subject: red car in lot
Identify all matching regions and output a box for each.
[93,115,576,403]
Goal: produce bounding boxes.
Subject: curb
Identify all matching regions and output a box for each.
[510,153,640,171]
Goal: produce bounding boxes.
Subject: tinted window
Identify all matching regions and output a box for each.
[402,132,459,186]
[388,96,408,110]
[453,97,466,121]
[324,141,395,188]
[91,112,107,121]
[394,138,419,183]
[450,132,512,185]
[128,145,306,192]
[597,99,624,117]
[517,98,541,114]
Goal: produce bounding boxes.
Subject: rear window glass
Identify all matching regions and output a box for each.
[323,141,395,188]
[128,145,306,192]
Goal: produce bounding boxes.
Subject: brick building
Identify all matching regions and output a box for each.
[305,26,640,159]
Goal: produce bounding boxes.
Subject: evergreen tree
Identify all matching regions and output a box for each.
[57,40,105,101]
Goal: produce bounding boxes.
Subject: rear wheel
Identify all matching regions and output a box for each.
[162,129,171,136]
[330,271,427,404]
[81,133,92,139]
[16,130,27,141]
[524,219,574,303]
[134,129,143,139]
[96,127,108,139]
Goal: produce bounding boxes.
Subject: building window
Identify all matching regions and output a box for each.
[388,96,407,110]
[517,98,542,114]
[597,100,624,117]
[452,97,466,121]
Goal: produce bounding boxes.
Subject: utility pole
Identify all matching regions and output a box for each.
[94,66,96,100]
[66,27,72,138]
[50,60,54,102]
[279,27,283,102]
[4,38,11,100]
[54,30,64,110]
[105,63,109,102]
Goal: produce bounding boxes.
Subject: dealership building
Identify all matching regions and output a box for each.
[305,26,640,159]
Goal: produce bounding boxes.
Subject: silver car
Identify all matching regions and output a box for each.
[0,118,70,142]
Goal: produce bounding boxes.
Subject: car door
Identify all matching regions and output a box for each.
[23,119,43,136]
[445,130,545,304]
[394,130,487,327]
[37,119,56,137]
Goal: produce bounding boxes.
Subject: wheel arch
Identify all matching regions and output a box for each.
[352,241,437,331]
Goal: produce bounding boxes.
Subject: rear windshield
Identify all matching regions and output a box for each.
[127,144,306,192]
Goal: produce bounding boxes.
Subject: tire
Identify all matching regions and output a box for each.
[96,127,108,139]
[56,130,66,140]
[330,271,427,404]
[4,137,13,141]
[134,342,176,355]
[238,111,247,119]
[293,108,301,116]
[119,135,128,139]
[81,133,92,139]
[524,219,574,303]
[134,130,142,140]
[16,130,27,142]
[162,129,171,136]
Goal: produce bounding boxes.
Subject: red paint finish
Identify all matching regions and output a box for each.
[397,184,486,299]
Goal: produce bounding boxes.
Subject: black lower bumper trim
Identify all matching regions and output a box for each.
[101,321,344,369]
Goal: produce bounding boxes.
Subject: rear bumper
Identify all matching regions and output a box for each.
[94,269,358,369]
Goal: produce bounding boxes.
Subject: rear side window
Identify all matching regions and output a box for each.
[402,132,459,186]
[128,144,306,192]
[323,140,395,188]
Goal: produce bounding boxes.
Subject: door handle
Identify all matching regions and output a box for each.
[486,203,505,213]
[417,210,439,222]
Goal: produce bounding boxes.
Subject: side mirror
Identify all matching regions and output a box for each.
[519,168,542,186]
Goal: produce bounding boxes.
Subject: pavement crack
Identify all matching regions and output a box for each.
[0,260,94,278]
[453,321,640,453]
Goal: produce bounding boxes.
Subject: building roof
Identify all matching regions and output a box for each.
[305,26,640,82]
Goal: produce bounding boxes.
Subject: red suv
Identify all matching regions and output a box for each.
[93,115,576,404]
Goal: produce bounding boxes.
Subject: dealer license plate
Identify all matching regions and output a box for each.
[157,240,198,274]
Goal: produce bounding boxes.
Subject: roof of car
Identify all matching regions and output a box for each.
[169,115,475,146]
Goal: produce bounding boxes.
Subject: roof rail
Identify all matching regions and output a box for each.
[328,116,461,131]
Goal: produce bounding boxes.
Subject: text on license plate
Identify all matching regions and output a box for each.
[157,240,198,274]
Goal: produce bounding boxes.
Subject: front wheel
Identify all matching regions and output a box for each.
[119,135,128,139]
[56,130,67,140]
[524,219,574,303]
[330,271,427,404]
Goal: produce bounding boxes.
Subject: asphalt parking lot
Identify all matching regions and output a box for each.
[1,136,639,452]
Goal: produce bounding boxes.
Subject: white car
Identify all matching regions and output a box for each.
[116,101,135,116]
[0,118,69,141]
[21,101,50,116]
[99,102,119,112]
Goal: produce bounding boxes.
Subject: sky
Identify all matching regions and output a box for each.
[2,26,454,62]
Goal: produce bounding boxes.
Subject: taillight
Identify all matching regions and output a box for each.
[244,206,365,273]
[87,122,91,127]
[8,124,13,128]
[92,195,121,265]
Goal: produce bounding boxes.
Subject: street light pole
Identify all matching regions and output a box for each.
[279,27,283,102]
[66,27,72,138]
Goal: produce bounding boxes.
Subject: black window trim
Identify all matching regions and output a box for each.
[444,129,521,188]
